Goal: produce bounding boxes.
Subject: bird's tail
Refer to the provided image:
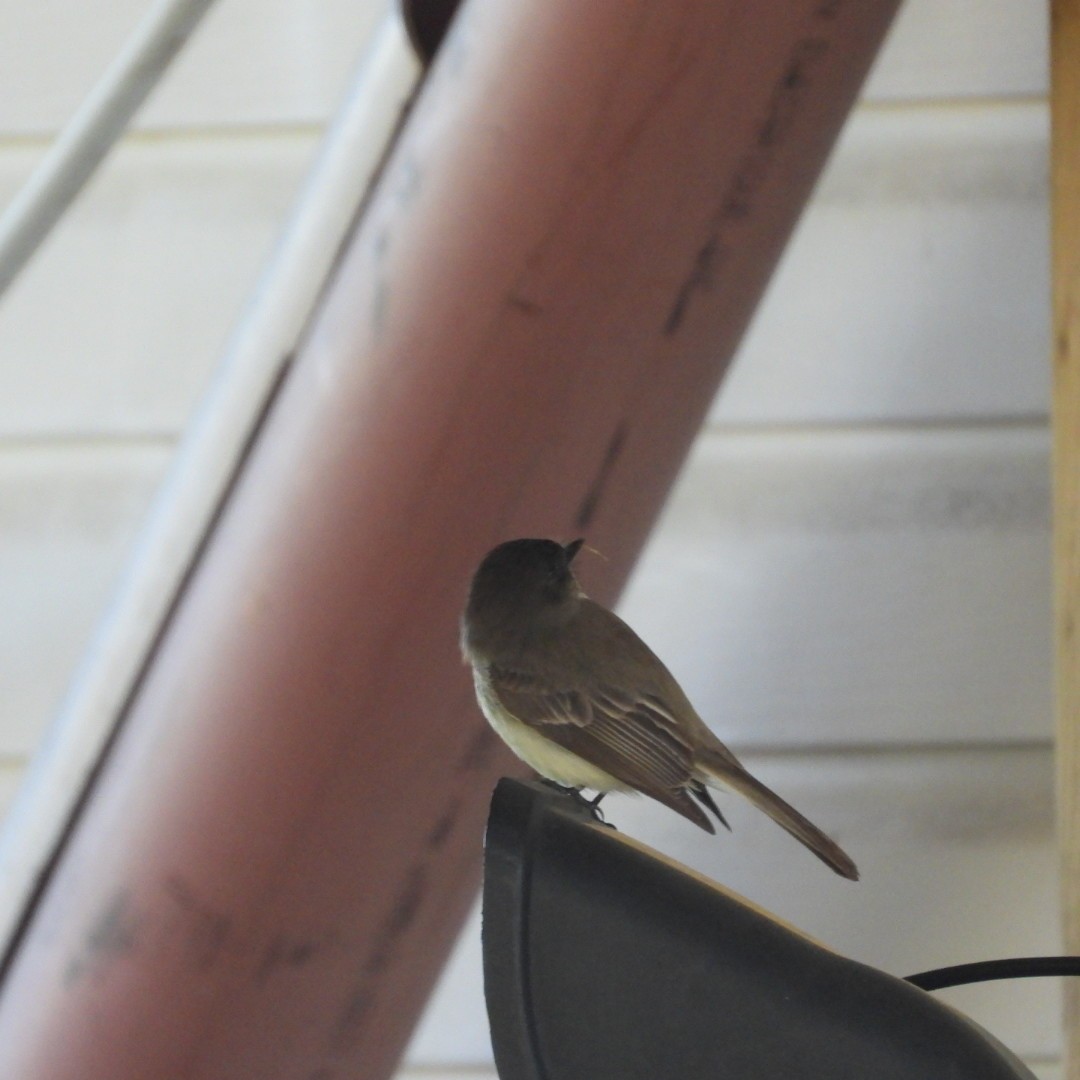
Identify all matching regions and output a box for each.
[699,751,859,881]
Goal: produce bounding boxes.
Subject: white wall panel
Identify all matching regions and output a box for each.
[713,103,1050,425]
[0,0,385,134]
[864,0,1048,103]
[0,136,317,437]
[0,105,1049,433]
[0,424,1040,758]
[619,425,1050,747]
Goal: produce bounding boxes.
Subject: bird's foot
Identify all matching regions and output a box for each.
[539,780,612,828]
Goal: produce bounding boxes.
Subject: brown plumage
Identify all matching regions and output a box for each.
[462,537,858,881]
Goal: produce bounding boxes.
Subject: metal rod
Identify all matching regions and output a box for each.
[0,0,220,299]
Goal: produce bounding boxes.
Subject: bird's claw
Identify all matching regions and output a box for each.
[539,780,615,829]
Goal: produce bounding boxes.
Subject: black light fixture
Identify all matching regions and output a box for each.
[483,778,1043,1079]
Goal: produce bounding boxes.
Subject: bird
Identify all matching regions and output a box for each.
[461,537,858,880]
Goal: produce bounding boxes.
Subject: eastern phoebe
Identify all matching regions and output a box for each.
[462,538,858,880]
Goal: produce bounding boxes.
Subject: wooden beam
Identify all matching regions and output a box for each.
[1054,0,1080,1076]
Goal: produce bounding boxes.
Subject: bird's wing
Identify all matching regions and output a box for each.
[486,664,714,832]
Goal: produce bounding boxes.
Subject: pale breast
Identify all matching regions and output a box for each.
[472,670,628,792]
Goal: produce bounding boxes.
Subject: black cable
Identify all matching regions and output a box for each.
[905,955,1080,992]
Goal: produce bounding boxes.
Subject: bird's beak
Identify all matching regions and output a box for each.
[563,538,585,562]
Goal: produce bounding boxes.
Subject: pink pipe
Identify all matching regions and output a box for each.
[0,1,898,1076]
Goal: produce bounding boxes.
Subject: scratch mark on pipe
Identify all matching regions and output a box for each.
[332,863,430,1050]
[164,875,232,970]
[662,26,833,336]
[65,889,141,984]
[575,421,629,530]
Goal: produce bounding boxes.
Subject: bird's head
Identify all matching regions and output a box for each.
[462,538,585,657]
